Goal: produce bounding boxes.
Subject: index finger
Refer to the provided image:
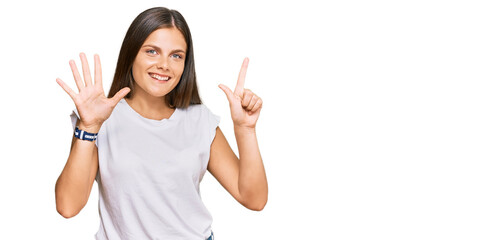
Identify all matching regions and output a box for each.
[234,57,249,97]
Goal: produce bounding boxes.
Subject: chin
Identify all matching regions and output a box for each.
[148,86,176,98]
[134,78,179,99]
[148,90,171,98]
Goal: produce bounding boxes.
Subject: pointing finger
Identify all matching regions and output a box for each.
[234,57,249,97]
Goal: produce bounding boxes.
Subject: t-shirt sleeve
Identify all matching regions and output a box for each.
[70,108,80,130]
[205,105,221,143]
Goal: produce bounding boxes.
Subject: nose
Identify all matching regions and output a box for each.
[157,56,170,71]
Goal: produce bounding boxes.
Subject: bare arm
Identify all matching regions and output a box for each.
[234,126,267,209]
[55,120,99,218]
[213,58,267,210]
[208,127,267,211]
[54,53,130,218]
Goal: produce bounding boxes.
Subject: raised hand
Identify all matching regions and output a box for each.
[56,53,130,132]
[218,58,263,129]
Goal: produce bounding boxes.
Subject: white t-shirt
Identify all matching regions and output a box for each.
[70,98,220,240]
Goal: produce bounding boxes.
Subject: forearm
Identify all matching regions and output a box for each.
[235,126,268,210]
[55,134,98,218]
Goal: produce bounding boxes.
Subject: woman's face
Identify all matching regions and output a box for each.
[131,27,187,99]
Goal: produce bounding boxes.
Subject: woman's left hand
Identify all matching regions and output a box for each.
[219,58,263,129]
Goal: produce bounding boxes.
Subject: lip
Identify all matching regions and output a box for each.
[149,72,170,77]
[149,72,172,82]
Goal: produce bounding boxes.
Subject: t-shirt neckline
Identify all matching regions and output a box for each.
[120,98,180,124]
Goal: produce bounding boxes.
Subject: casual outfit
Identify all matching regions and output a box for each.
[70,99,219,240]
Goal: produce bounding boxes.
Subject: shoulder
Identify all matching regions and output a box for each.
[184,103,210,115]
[182,103,219,122]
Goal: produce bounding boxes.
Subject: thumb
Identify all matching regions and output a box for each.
[111,87,131,105]
[218,84,236,104]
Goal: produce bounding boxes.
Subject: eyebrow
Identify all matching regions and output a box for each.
[142,44,186,54]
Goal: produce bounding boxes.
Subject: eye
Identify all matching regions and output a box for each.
[172,54,183,59]
[146,49,158,55]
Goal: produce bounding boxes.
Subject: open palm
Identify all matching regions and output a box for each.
[56,53,130,130]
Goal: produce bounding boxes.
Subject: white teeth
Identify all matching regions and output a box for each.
[150,73,170,81]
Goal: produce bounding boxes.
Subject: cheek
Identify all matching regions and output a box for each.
[132,58,152,79]
[131,59,142,76]
[174,61,185,75]
[132,64,143,83]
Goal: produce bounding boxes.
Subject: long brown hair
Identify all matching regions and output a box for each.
[107,7,201,109]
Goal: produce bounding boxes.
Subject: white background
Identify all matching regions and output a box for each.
[0,0,502,239]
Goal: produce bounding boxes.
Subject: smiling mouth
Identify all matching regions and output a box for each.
[149,73,171,81]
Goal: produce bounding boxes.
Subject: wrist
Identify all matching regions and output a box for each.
[74,126,99,142]
[234,125,256,135]
[77,123,101,133]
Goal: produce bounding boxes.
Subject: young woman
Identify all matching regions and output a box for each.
[54,7,267,240]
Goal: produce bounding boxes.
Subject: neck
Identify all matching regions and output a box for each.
[125,87,174,120]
